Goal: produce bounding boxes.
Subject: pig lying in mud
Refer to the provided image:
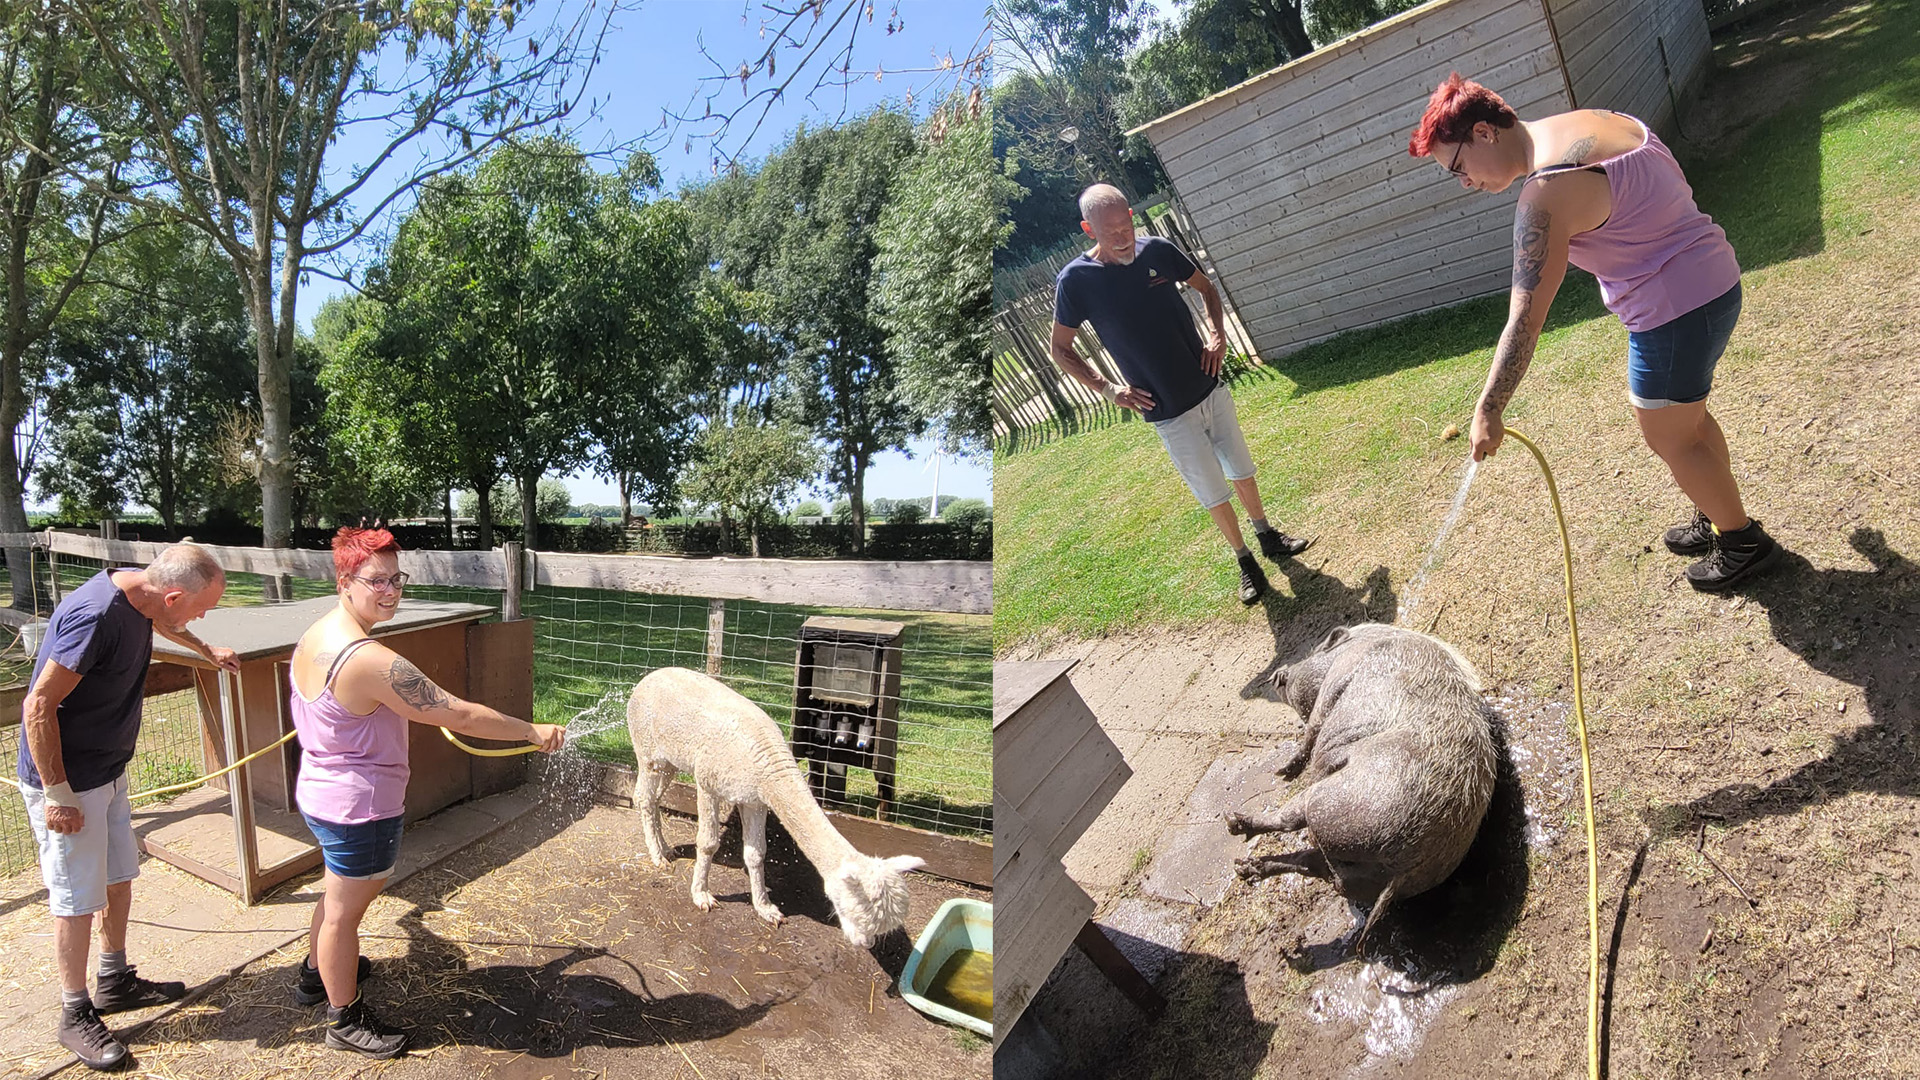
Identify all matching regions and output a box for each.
[1225,623,1496,947]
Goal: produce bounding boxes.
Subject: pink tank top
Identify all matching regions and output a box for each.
[289,638,411,824]
[1541,115,1741,332]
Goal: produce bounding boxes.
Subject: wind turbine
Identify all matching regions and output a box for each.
[922,447,947,520]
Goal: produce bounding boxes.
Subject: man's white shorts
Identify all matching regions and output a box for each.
[1151,382,1258,509]
[22,773,140,917]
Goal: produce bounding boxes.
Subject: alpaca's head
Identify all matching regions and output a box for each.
[824,852,925,947]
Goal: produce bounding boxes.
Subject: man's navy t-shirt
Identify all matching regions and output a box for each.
[1054,236,1215,422]
[18,570,153,792]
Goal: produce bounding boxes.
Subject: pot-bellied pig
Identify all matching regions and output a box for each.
[1225,623,1495,947]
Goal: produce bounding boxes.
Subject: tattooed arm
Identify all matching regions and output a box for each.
[1472,187,1574,461]
[359,647,564,752]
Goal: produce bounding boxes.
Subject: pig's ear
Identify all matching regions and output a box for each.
[1267,665,1288,692]
[1313,626,1350,654]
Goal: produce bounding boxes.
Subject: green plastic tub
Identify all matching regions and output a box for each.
[899,897,993,1037]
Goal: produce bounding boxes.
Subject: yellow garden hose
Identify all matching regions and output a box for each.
[1501,426,1601,1080]
[0,728,300,802]
[440,726,546,757]
[3,719,540,805]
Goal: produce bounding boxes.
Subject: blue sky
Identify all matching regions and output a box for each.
[295,0,992,509]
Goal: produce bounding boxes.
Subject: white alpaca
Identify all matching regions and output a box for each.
[626,667,926,947]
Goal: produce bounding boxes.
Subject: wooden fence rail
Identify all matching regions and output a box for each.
[7,532,992,616]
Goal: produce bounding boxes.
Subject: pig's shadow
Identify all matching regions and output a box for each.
[1270,700,1531,985]
[1241,562,1398,699]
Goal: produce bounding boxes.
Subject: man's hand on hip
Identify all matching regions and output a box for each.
[1113,385,1156,414]
[46,805,84,834]
[1201,334,1226,377]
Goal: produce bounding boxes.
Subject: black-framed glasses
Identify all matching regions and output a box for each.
[349,572,410,592]
[1445,142,1468,177]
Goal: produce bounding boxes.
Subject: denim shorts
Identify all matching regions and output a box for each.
[304,813,404,880]
[1151,383,1258,509]
[1626,282,1742,409]
[22,773,140,917]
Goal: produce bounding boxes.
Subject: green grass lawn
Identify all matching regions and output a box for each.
[992,0,1920,651]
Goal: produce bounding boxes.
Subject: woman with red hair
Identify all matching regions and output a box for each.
[285,527,564,1058]
[1410,74,1779,591]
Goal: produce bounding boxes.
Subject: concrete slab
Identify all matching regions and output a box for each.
[1137,747,1296,906]
[1139,821,1251,906]
[1097,897,1195,984]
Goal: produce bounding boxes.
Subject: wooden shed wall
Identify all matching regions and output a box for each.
[1133,0,1716,361]
[1551,0,1713,128]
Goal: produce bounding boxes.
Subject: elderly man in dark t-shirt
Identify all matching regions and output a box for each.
[18,542,236,1070]
[1050,183,1313,605]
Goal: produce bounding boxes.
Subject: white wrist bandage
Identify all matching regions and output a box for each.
[1100,382,1121,402]
[42,781,80,808]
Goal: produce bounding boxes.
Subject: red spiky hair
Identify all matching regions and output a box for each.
[332,526,401,580]
[1409,72,1518,157]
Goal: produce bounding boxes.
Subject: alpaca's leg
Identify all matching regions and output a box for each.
[741,802,782,925]
[690,784,724,912]
[635,762,675,868]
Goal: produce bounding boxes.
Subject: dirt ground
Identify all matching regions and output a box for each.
[79,797,990,1080]
[1008,3,1920,1077]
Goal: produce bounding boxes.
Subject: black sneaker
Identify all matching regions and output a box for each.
[92,966,186,1014]
[1686,519,1782,592]
[294,954,374,1007]
[1255,528,1314,561]
[1663,509,1714,556]
[324,995,408,1059]
[1237,553,1269,605]
[57,1000,127,1070]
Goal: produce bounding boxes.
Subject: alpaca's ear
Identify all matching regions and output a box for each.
[886,855,927,874]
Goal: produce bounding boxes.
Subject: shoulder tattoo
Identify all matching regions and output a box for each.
[388,657,451,711]
[1557,136,1597,165]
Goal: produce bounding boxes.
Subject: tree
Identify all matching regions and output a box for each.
[991,0,1162,205]
[944,497,990,526]
[313,294,457,534]
[0,5,139,605]
[54,0,615,570]
[534,478,571,523]
[872,97,1014,454]
[991,71,1091,266]
[688,109,923,553]
[886,499,926,525]
[36,215,255,529]
[582,160,706,529]
[680,411,822,557]
[34,376,125,522]
[669,0,989,170]
[356,138,692,547]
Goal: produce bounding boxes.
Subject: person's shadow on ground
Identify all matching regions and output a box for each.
[1666,527,1920,827]
[1239,559,1398,700]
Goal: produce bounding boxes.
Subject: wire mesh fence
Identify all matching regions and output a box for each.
[0,538,990,896]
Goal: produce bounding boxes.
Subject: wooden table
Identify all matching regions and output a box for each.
[992,659,1161,1046]
[144,598,531,903]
